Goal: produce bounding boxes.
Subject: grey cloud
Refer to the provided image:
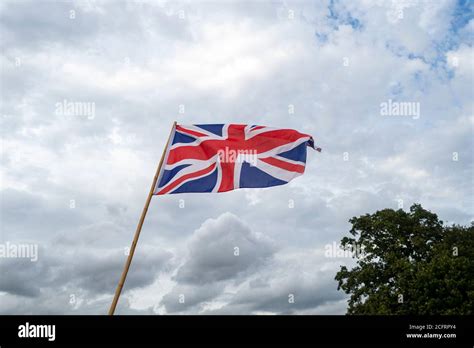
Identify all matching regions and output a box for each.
[72,247,172,295]
[0,248,53,297]
[160,212,277,313]
[174,212,275,284]
[0,189,88,240]
[161,282,225,313]
[0,1,101,50]
[229,267,345,314]
[0,289,153,315]
[159,213,348,315]
[0,243,172,313]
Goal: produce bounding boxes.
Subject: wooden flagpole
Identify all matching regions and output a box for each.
[108,121,177,315]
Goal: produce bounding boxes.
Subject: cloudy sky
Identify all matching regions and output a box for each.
[0,0,472,315]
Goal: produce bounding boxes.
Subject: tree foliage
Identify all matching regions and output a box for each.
[335,204,474,314]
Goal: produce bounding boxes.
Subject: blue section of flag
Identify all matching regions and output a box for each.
[195,124,224,137]
[171,167,218,193]
[277,142,307,163]
[173,131,196,144]
[159,164,191,187]
[239,162,287,188]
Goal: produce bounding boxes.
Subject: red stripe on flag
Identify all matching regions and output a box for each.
[259,157,305,173]
[246,130,309,154]
[217,161,235,192]
[167,145,211,164]
[176,125,208,138]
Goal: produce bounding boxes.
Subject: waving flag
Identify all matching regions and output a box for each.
[110,122,320,314]
[154,124,320,195]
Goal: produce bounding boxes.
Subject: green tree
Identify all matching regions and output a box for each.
[335,204,474,314]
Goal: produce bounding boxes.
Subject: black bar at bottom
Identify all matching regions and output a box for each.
[0,315,472,346]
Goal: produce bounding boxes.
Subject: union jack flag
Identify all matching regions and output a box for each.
[154,124,320,195]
